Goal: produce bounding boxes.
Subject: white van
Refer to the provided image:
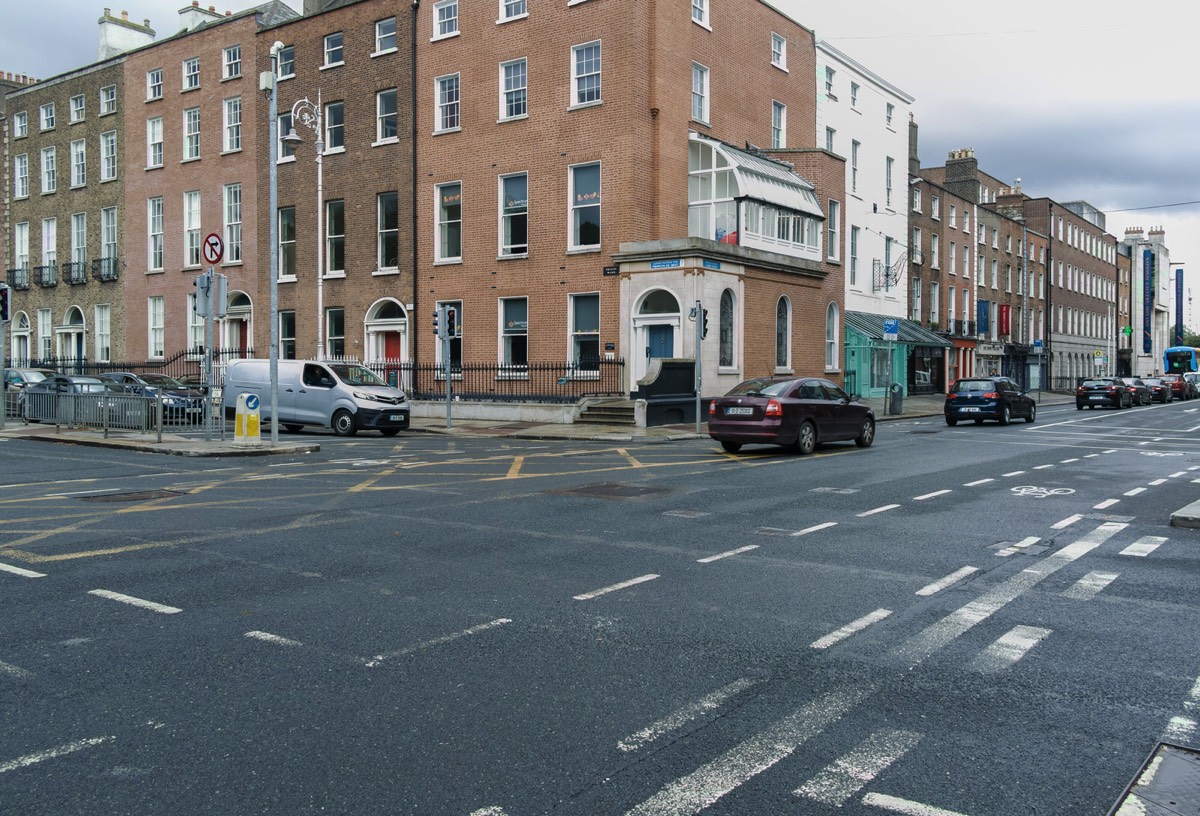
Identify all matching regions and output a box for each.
[222,360,410,436]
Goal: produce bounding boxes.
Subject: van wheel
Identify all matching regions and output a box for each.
[331,409,357,437]
[283,424,303,433]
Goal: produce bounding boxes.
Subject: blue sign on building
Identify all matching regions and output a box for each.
[650,259,681,269]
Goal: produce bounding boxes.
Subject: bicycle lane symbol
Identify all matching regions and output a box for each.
[1011,485,1076,499]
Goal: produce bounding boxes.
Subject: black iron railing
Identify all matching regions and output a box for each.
[358,358,626,403]
[63,261,89,285]
[35,263,57,287]
[92,257,120,282]
[5,267,30,290]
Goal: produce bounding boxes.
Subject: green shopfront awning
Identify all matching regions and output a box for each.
[844,311,951,347]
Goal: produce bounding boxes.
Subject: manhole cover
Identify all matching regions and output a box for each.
[81,489,183,503]
[549,482,670,500]
[1111,742,1200,815]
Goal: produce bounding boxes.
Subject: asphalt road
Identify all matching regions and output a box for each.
[2,400,1200,815]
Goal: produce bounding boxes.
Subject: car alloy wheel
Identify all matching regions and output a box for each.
[795,421,816,455]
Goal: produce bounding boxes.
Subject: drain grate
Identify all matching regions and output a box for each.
[1110,742,1200,815]
[549,482,670,500]
[81,489,183,503]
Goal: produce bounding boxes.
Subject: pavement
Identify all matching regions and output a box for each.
[0,390,1078,456]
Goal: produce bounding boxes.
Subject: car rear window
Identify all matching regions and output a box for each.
[1082,380,1114,387]
[726,379,791,397]
[951,380,993,392]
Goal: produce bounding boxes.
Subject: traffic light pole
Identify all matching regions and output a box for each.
[1,284,8,432]
[694,299,703,435]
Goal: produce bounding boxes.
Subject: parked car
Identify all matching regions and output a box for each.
[1143,377,1171,403]
[3,367,57,415]
[1124,377,1152,406]
[1161,374,1194,401]
[1075,377,1132,409]
[944,376,1037,426]
[98,372,207,422]
[24,375,143,427]
[1185,372,1200,399]
[706,376,875,454]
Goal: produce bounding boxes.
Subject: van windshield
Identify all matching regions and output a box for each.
[329,364,387,387]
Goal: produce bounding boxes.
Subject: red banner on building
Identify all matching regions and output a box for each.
[998,304,1011,336]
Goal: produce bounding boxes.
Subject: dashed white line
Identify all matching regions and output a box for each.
[862,792,973,816]
[366,618,513,667]
[617,677,757,752]
[1062,572,1118,601]
[1170,471,1188,478]
[1104,450,1119,454]
[1084,453,1100,458]
[1060,458,1080,464]
[1033,464,1055,470]
[890,522,1126,667]
[1093,499,1119,510]
[0,660,34,680]
[697,545,759,563]
[811,609,892,650]
[916,567,979,597]
[1124,487,1147,496]
[793,521,838,537]
[996,536,1041,557]
[963,478,993,487]
[970,625,1051,672]
[624,685,874,816]
[1149,478,1168,486]
[913,489,951,501]
[858,504,900,517]
[574,575,659,601]
[1121,536,1166,557]
[87,589,181,615]
[0,737,113,774]
[245,631,302,647]
[469,808,509,816]
[1051,515,1083,529]
[0,562,46,578]
[1002,470,1026,477]
[794,729,922,806]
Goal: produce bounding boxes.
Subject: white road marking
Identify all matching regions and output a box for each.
[0,660,34,680]
[1149,478,1168,485]
[970,625,1051,672]
[46,488,122,498]
[469,808,509,816]
[963,478,993,487]
[1164,716,1197,743]
[793,521,838,536]
[87,589,181,614]
[623,685,873,816]
[1093,499,1120,510]
[1051,515,1083,529]
[891,522,1126,667]
[1124,487,1147,496]
[617,678,757,752]
[913,489,951,501]
[574,575,659,601]
[996,536,1042,557]
[1121,536,1166,557]
[0,562,46,578]
[794,729,922,806]
[916,567,979,596]
[1188,425,1200,433]
[811,609,892,650]
[245,631,302,647]
[1084,453,1100,458]
[1170,471,1188,478]
[1104,450,1118,454]
[1190,466,1200,471]
[697,545,759,563]
[1002,470,1026,477]
[1060,458,1080,463]
[1062,572,1118,601]
[858,504,900,516]
[862,792,974,816]
[1033,464,1054,470]
[0,737,113,774]
[366,618,513,667]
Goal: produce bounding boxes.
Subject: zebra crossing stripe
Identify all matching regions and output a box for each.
[861,792,974,815]
[794,728,921,806]
[969,625,1051,673]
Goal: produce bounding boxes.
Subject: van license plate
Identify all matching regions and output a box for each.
[961,407,979,412]
[726,407,753,415]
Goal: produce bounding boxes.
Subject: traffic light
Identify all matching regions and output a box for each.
[445,306,457,337]
[432,308,442,338]
[0,285,9,322]
[701,308,709,339]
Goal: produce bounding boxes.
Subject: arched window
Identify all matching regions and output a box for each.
[719,289,734,367]
[775,296,790,368]
[825,302,839,370]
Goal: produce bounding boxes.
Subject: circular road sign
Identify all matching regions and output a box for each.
[203,233,224,265]
[245,394,260,411]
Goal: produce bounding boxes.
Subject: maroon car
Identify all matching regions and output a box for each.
[707,376,875,454]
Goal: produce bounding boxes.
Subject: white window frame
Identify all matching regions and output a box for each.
[100,207,116,261]
[886,102,894,127]
[148,296,165,359]
[375,17,397,53]
[323,32,344,67]
[326,199,345,275]
[376,88,398,143]
[499,172,528,257]
[885,156,894,207]
[499,296,529,368]
[499,0,527,22]
[825,303,839,371]
[100,131,117,181]
[500,58,528,121]
[930,233,939,269]
[40,218,56,266]
[223,45,242,79]
[850,82,859,107]
[95,304,111,362]
[147,117,164,168]
[184,190,202,267]
[691,63,709,124]
[850,141,859,193]
[377,192,399,271]
[568,161,601,251]
[771,33,787,70]
[433,0,459,39]
[188,292,205,351]
[435,182,463,262]
[147,68,163,100]
[276,46,295,80]
[691,0,709,28]
[40,102,55,130]
[148,197,164,271]
[849,226,859,285]
[14,222,30,271]
[771,101,786,149]
[41,146,56,193]
[324,100,345,150]
[13,110,27,138]
[100,85,117,115]
[435,76,460,133]
[183,107,201,160]
[827,200,840,261]
[71,212,87,265]
[223,97,242,152]
[183,57,200,90]
[224,183,242,263]
[278,207,297,280]
[14,153,29,198]
[70,94,85,123]
[570,41,601,108]
[569,292,601,371]
[70,139,86,187]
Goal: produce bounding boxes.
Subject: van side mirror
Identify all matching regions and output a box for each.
[319,377,334,388]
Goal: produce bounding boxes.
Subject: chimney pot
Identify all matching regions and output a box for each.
[192,1,199,6]
[121,9,128,19]
[103,6,111,16]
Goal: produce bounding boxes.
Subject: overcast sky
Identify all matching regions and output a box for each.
[6,0,1199,326]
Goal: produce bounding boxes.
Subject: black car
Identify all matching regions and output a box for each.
[1143,378,1171,403]
[1075,377,1132,409]
[707,376,875,454]
[24,375,140,426]
[944,376,1037,426]
[98,372,208,422]
[1125,378,1152,406]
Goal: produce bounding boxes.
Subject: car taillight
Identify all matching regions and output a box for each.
[708,401,716,416]
[1108,387,1117,392]
[1076,386,1085,394]
[765,399,783,416]
[982,391,999,399]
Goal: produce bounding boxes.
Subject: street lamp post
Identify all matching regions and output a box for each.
[264,42,284,445]
[282,93,324,359]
